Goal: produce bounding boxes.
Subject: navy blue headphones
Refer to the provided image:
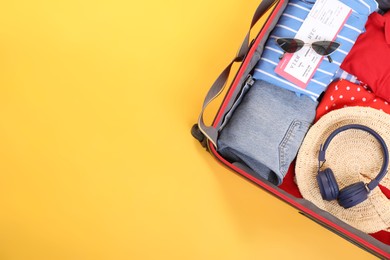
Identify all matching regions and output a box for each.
[317,124,389,209]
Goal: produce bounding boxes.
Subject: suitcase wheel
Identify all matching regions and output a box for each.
[191,124,207,148]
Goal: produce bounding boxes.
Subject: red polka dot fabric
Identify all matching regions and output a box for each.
[315,79,390,122]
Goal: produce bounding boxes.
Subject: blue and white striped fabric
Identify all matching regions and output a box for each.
[253,0,378,101]
[334,68,360,84]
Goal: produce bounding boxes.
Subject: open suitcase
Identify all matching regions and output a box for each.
[191,0,390,258]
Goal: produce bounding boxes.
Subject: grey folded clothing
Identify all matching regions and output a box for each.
[217,80,317,185]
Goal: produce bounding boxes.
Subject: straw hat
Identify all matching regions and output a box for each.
[295,106,390,233]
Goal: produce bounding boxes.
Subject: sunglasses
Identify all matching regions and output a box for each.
[275,38,341,63]
[299,0,316,3]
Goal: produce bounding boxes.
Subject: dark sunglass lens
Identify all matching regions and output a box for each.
[299,0,316,4]
[276,38,304,53]
[312,41,340,55]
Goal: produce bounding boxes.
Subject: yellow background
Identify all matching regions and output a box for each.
[0,0,379,259]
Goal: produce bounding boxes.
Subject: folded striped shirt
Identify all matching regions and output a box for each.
[253,0,378,101]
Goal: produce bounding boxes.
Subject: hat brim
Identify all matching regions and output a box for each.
[296,106,390,233]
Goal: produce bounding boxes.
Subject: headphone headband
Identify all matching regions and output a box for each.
[318,124,389,191]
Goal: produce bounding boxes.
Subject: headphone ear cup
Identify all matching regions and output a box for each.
[317,168,340,201]
[338,181,368,209]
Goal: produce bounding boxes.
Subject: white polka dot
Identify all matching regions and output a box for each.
[373,99,377,102]
[362,97,366,102]
[346,86,350,90]
[335,85,338,90]
[339,95,343,99]
[357,87,361,92]
[368,90,372,93]
[351,97,355,100]
[325,106,329,110]
[332,103,336,107]
[385,102,389,105]
[330,95,334,101]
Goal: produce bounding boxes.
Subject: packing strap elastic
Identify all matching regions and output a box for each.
[198,0,278,147]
